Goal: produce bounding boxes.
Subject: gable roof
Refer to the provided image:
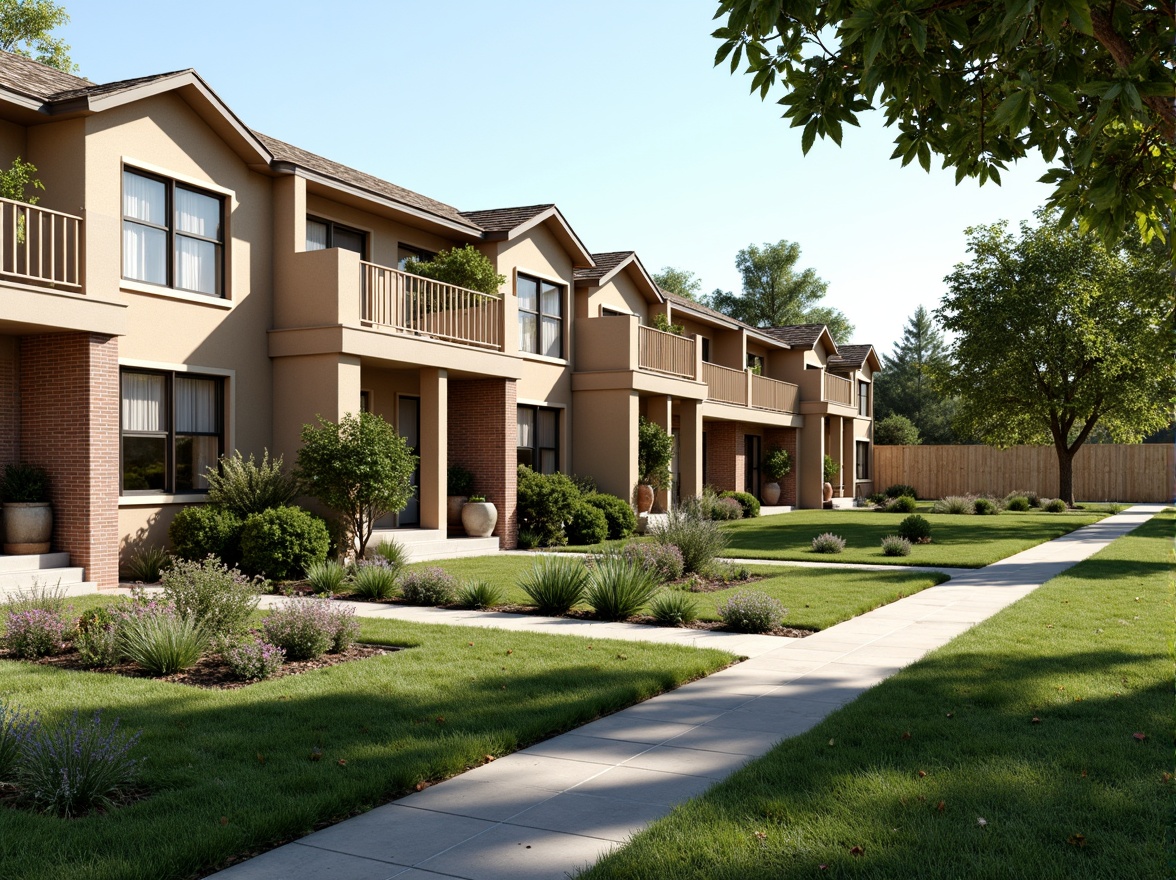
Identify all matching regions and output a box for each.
[661,290,791,348]
[827,344,881,372]
[461,204,552,232]
[0,51,89,102]
[573,250,632,282]
[461,203,594,268]
[47,70,191,103]
[762,324,830,347]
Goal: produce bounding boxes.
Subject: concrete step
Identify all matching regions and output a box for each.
[0,579,99,600]
[370,528,446,546]
[759,505,793,516]
[0,566,85,589]
[402,538,500,563]
[0,552,71,573]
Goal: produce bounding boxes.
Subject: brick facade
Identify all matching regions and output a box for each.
[703,421,736,492]
[0,338,18,471]
[764,426,798,506]
[19,333,119,588]
[447,378,518,549]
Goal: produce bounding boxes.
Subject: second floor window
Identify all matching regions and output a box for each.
[859,380,869,417]
[123,169,224,297]
[306,217,367,257]
[518,274,563,358]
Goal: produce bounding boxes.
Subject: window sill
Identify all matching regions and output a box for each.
[121,279,232,309]
[118,493,209,507]
[518,352,568,366]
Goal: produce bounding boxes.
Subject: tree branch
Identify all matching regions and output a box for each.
[1089,7,1176,140]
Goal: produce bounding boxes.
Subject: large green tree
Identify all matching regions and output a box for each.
[874,305,957,443]
[652,266,702,301]
[932,211,1174,506]
[0,0,75,72]
[712,1,1175,246]
[710,239,853,341]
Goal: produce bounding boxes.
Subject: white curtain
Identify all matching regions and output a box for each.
[540,282,560,317]
[175,376,218,432]
[123,171,165,224]
[519,313,538,353]
[517,407,534,448]
[517,276,538,312]
[538,409,556,448]
[122,372,164,432]
[541,317,560,357]
[174,188,219,239]
[122,223,167,285]
[175,236,216,295]
[306,219,328,251]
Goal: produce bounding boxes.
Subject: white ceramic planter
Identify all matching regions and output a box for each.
[3,501,52,554]
[461,501,497,538]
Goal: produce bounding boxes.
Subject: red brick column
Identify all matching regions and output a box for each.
[765,427,799,506]
[19,333,119,587]
[0,339,18,470]
[447,378,518,549]
[705,421,737,491]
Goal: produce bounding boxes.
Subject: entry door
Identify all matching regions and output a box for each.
[744,434,761,499]
[398,396,420,527]
[671,429,681,505]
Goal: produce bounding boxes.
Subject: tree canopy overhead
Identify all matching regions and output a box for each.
[931,210,1174,505]
[710,239,853,342]
[0,0,75,72]
[712,0,1175,245]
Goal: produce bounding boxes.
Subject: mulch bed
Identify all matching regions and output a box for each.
[1,643,401,690]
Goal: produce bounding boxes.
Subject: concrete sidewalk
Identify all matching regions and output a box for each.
[212,505,1162,880]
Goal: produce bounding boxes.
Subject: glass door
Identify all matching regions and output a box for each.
[744,434,761,499]
[397,396,420,527]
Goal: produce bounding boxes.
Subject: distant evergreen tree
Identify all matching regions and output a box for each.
[874,306,956,444]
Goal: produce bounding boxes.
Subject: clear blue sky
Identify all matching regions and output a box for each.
[61,0,1054,355]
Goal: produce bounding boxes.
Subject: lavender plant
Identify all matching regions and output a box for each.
[221,635,285,681]
[262,596,357,660]
[399,567,458,605]
[881,535,913,557]
[810,532,847,554]
[716,590,787,633]
[3,608,68,658]
[621,542,685,584]
[0,699,38,782]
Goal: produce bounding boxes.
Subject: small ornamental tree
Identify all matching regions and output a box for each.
[401,244,505,296]
[294,412,417,559]
[637,416,674,491]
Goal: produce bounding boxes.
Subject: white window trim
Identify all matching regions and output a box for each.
[120,278,234,308]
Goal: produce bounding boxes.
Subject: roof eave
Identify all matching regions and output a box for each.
[485,206,595,268]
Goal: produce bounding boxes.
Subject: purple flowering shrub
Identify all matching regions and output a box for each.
[262,597,358,660]
[3,608,68,658]
[221,635,285,681]
[716,590,787,633]
[621,543,685,584]
[399,567,457,605]
[0,700,39,781]
[17,709,142,817]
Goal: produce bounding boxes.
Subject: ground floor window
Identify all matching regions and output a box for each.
[120,369,224,494]
[517,405,559,474]
[856,440,870,480]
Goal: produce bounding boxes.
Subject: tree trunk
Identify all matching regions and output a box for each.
[1056,447,1076,508]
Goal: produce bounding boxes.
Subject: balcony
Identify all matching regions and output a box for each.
[637,324,695,378]
[701,362,798,414]
[0,198,82,290]
[361,262,502,351]
[823,373,854,407]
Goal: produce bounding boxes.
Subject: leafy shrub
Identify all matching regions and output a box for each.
[886,495,919,513]
[517,465,580,547]
[349,557,399,600]
[822,455,840,484]
[456,580,504,609]
[372,538,408,570]
[205,450,297,516]
[402,244,505,295]
[972,496,999,515]
[328,604,360,653]
[0,462,49,502]
[934,495,974,514]
[121,545,170,583]
[585,554,659,620]
[0,699,37,782]
[518,556,588,615]
[717,590,786,633]
[239,506,330,580]
[446,464,474,496]
[652,504,729,574]
[400,567,458,605]
[1042,497,1068,513]
[261,597,355,660]
[621,542,685,584]
[885,484,918,499]
[897,514,932,543]
[638,416,674,490]
[221,635,285,681]
[763,446,792,482]
[566,501,609,545]
[811,532,846,554]
[874,414,921,446]
[881,535,912,557]
[3,609,67,658]
[17,710,141,818]
[867,491,888,506]
[1025,492,1041,508]
[75,607,122,667]
[161,556,260,637]
[721,491,760,518]
[305,558,349,594]
[1005,494,1031,511]
[716,497,744,520]
[570,473,598,495]
[582,492,637,540]
[649,590,698,626]
[516,527,540,550]
[168,505,243,566]
[120,612,207,675]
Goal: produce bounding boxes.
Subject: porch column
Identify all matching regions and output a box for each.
[842,419,856,500]
[835,416,846,497]
[678,399,703,500]
[798,415,825,508]
[644,395,673,511]
[419,368,447,533]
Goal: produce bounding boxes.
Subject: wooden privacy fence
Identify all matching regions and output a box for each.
[874,444,1175,503]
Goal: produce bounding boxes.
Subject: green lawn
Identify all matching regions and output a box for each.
[718,507,1106,567]
[579,511,1173,880]
[401,556,946,631]
[0,615,732,880]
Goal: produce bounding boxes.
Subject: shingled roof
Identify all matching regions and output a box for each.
[574,251,634,281]
[0,51,90,100]
[827,344,874,370]
[459,204,553,233]
[48,70,192,102]
[256,133,479,232]
[761,324,830,347]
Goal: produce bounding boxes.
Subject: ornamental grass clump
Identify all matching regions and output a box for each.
[881,534,912,557]
[585,554,659,621]
[1005,494,1031,511]
[456,579,504,609]
[399,567,458,605]
[649,590,698,626]
[349,557,399,600]
[119,612,207,676]
[121,544,170,583]
[652,503,728,574]
[810,532,846,554]
[0,700,38,782]
[716,590,786,634]
[371,538,409,570]
[621,542,685,584]
[934,495,974,515]
[3,609,68,658]
[972,496,1000,515]
[221,635,285,681]
[161,555,260,638]
[17,710,141,818]
[305,558,349,594]
[518,556,589,615]
[1042,498,1068,513]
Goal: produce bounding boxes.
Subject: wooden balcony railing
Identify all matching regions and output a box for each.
[361,262,502,350]
[751,373,799,413]
[638,325,695,378]
[703,362,746,405]
[823,372,854,406]
[0,198,81,289]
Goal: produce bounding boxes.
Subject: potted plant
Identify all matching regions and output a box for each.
[822,454,840,503]
[761,446,792,506]
[461,494,497,538]
[1,463,52,554]
[447,464,474,529]
[636,416,673,514]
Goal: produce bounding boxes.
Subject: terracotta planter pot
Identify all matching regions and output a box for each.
[822,482,833,503]
[761,482,781,506]
[461,502,497,538]
[635,484,655,514]
[3,501,52,554]
[446,495,468,529]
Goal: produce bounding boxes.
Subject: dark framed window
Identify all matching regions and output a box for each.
[700,337,711,363]
[397,243,435,269]
[120,369,224,494]
[518,274,563,358]
[858,380,869,417]
[601,306,626,318]
[517,405,559,474]
[856,440,870,480]
[122,168,224,297]
[306,216,367,257]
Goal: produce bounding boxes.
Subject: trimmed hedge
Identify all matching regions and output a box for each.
[582,492,637,540]
[168,506,243,566]
[239,506,330,580]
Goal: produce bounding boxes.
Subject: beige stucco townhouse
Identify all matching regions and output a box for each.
[0,51,878,589]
